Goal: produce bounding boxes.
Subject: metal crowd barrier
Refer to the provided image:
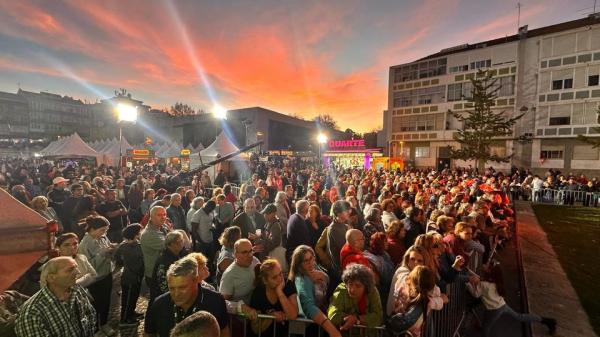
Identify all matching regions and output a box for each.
[423,251,483,337]
[228,253,483,337]
[530,188,600,206]
[230,313,386,337]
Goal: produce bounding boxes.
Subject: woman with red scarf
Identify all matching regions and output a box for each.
[327,264,382,336]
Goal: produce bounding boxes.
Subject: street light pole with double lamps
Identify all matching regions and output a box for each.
[115,103,138,175]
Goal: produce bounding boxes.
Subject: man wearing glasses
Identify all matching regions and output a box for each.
[219,239,259,320]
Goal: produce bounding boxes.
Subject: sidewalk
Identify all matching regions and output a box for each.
[514,201,597,337]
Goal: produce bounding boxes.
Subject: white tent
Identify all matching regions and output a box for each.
[99,137,134,166]
[41,133,102,163]
[191,142,205,154]
[199,132,240,160]
[155,143,172,158]
[161,143,182,158]
[39,134,72,155]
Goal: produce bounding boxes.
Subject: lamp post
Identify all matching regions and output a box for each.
[317,133,327,160]
[115,103,138,175]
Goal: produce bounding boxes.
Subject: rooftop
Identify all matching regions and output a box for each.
[392,14,600,67]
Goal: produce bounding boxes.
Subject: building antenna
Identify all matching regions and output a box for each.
[517,2,522,32]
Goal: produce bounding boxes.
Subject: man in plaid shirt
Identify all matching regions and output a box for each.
[15,256,97,337]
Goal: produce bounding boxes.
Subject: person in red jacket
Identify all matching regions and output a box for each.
[340,229,371,271]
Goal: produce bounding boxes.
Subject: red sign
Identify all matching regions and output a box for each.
[328,139,365,150]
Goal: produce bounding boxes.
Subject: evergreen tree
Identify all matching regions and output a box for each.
[577,105,600,147]
[449,70,524,172]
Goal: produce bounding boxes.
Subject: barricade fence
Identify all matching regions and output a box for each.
[507,186,599,207]
[528,188,600,207]
[229,252,483,337]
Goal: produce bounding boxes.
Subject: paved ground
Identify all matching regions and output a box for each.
[515,201,597,337]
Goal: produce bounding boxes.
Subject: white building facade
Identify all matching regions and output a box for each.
[386,15,600,174]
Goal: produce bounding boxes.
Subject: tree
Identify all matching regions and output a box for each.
[169,102,197,116]
[449,70,524,172]
[343,128,362,139]
[314,114,339,131]
[577,105,600,147]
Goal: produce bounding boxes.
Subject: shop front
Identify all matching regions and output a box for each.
[322,139,383,169]
[125,149,156,168]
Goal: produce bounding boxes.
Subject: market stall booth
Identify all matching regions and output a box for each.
[322,138,383,169]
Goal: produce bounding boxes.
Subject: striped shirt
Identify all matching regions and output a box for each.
[14,285,96,337]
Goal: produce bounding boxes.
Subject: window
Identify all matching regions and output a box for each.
[394,58,447,82]
[549,117,570,125]
[393,85,445,107]
[564,78,573,89]
[415,147,430,158]
[447,83,463,102]
[552,80,563,90]
[540,150,564,159]
[589,75,599,86]
[449,65,469,73]
[470,59,491,70]
[496,76,515,97]
[552,78,572,90]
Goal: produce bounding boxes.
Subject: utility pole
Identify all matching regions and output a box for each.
[517,2,522,32]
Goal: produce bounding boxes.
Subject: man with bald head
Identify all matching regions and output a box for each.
[15,257,96,337]
[339,229,371,271]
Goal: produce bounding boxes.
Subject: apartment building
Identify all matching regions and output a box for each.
[386,15,600,173]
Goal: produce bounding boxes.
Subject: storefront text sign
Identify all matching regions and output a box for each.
[327,139,365,150]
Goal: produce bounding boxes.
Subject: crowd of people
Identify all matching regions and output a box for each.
[0,156,565,337]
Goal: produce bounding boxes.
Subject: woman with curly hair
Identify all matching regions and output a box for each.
[327,264,382,336]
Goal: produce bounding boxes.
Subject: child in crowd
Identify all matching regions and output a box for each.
[114,223,145,326]
[467,263,557,336]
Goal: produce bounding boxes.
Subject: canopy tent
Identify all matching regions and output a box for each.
[159,143,183,158]
[199,132,241,160]
[99,137,134,166]
[191,142,205,154]
[40,133,102,163]
[39,134,72,155]
[0,188,50,291]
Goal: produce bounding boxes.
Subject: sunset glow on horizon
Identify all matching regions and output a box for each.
[0,0,593,132]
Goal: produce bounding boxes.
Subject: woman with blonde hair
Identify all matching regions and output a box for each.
[184,252,215,290]
[31,196,62,232]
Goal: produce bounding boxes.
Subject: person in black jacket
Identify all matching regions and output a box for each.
[114,224,144,326]
[285,200,311,263]
[402,206,426,248]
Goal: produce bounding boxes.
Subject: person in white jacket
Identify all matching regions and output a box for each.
[466,264,557,336]
[381,199,398,231]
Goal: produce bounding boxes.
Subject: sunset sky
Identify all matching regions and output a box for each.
[0,0,594,132]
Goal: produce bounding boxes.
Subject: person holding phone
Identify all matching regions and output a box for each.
[78,215,116,336]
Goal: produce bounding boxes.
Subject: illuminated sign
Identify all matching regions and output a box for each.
[327,139,365,150]
[127,149,154,158]
[133,149,150,156]
[180,149,191,156]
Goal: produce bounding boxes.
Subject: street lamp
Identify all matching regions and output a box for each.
[115,103,138,174]
[212,104,227,120]
[317,133,327,159]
